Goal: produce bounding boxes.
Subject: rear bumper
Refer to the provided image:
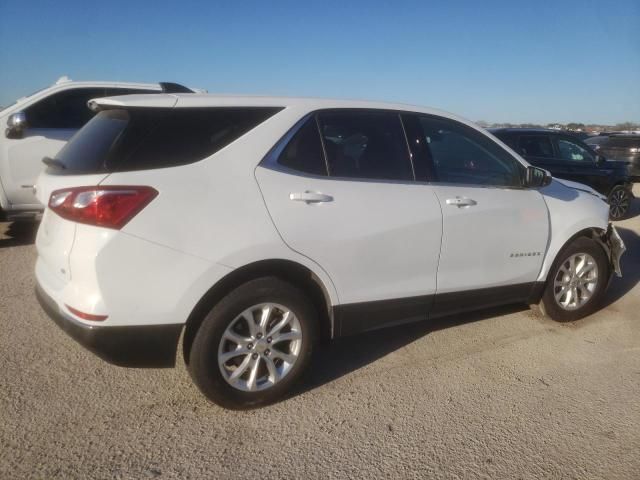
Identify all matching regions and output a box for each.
[35,283,183,368]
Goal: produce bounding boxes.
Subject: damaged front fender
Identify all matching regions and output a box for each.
[598,224,626,277]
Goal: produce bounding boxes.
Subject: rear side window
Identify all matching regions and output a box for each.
[518,135,554,158]
[277,118,327,176]
[25,88,106,129]
[54,107,281,174]
[317,111,414,181]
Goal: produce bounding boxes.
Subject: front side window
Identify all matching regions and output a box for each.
[556,138,595,162]
[416,116,523,187]
[518,135,554,158]
[54,107,281,174]
[25,88,106,129]
[317,111,414,181]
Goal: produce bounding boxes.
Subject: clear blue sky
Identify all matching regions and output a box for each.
[1,0,638,124]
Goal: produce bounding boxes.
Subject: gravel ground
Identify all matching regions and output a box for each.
[1,186,639,479]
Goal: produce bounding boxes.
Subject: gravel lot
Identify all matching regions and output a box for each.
[1,186,639,479]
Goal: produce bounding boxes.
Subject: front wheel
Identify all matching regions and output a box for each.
[188,277,317,409]
[608,186,631,220]
[539,237,610,322]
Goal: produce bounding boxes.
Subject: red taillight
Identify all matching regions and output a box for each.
[49,186,158,229]
[65,305,108,321]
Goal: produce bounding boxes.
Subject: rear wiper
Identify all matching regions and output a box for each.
[42,156,66,169]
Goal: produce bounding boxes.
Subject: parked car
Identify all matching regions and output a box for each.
[35,94,626,409]
[585,134,640,181]
[0,77,196,221]
[491,128,634,220]
[565,131,593,141]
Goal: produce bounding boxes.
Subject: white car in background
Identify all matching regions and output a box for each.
[34,93,626,409]
[0,77,197,221]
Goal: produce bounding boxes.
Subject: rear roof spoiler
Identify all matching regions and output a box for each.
[159,82,195,93]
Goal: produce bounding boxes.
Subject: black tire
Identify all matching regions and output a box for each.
[608,185,631,220]
[188,277,317,409]
[539,237,610,322]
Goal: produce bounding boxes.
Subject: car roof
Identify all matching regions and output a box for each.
[91,93,465,118]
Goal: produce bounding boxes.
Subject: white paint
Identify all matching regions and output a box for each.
[34,94,611,333]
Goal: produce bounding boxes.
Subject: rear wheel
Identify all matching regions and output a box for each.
[540,237,609,322]
[188,277,317,409]
[608,186,631,220]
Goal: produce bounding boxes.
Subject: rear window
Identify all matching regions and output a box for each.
[53,107,282,174]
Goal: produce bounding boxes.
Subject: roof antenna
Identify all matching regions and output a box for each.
[159,82,195,93]
[55,76,72,84]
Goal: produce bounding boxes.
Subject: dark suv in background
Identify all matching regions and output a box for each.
[585,134,640,180]
[491,128,634,220]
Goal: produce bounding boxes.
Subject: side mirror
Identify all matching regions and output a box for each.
[525,166,552,188]
[596,154,605,164]
[6,111,27,139]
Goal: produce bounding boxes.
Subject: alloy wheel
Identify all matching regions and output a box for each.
[609,189,629,220]
[553,253,599,310]
[218,303,302,392]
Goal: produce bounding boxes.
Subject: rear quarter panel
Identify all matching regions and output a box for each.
[100,106,340,308]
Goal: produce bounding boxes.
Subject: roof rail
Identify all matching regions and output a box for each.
[159,82,195,94]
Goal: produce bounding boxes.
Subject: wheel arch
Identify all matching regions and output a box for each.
[531,226,608,304]
[182,259,334,365]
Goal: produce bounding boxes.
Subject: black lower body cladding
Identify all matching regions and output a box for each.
[35,284,183,368]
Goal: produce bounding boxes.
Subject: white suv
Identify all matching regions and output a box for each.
[34,93,626,409]
[0,77,196,220]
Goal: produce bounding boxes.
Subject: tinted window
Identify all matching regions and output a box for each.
[54,107,281,174]
[584,136,608,146]
[104,88,160,96]
[25,88,106,129]
[317,111,413,181]
[495,134,518,151]
[418,116,523,187]
[518,135,554,158]
[278,118,327,176]
[556,138,595,162]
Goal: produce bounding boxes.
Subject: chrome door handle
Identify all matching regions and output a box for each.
[445,197,477,207]
[289,191,334,204]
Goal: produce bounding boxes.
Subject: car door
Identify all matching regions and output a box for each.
[553,135,609,195]
[1,87,106,208]
[402,114,549,316]
[256,110,443,335]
